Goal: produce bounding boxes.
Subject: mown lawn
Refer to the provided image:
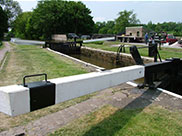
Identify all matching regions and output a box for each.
[50,105,182,136]
[0,43,88,86]
[0,42,4,50]
[84,41,182,60]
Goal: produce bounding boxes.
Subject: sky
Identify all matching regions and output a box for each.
[17,0,182,24]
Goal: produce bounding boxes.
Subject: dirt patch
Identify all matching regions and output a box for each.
[0,42,11,64]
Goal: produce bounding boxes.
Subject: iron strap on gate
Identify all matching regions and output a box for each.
[23,73,48,87]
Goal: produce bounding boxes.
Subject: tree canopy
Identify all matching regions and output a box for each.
[12,3,182,40]
[12,12,32,39]
[0,0,22,27]
[114,10,140,34]
[0,6,8,39]
[23,0,94,40]
[144,21,182,36]
[94,10,182,36]
[94,10,140,34]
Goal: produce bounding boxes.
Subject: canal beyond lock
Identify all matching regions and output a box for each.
[70,54,125,69]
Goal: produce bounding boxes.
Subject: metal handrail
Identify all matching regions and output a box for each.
[23,73,47,87]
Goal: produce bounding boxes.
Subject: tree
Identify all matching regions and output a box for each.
[93,22,106,34]
[26,0,94,40]
[114,10,140,34]
[0,6,8,39]
[12,12,32,39]
[145,21,182,36]
[94,21,115,34]
[0,0,22,27]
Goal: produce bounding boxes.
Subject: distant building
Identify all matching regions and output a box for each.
[125,26,145,38]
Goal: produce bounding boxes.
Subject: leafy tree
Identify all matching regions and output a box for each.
[26,0,94,40]
[114,10,140,34]
[145,21,182,36]
[12,12,32,39]
[145,21,156,32]
[94,21,115,34]
[0,0,22,27]
[0,6,8,40]
[93,22,106,34]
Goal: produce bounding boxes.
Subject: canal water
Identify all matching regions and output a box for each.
[70,54,125,69]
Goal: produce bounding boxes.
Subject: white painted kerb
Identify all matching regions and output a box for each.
[0,85,30,116]
[50,65,144,104]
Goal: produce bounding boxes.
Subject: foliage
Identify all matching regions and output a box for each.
[0,6,8,40]
[94,10,140,34]
[24,0,94,40]
[144,21,182,36]
[0,0,22,27]
[0,41,2,47]
[94,10,182,37]
[98,21,115,34]
[85,41,104,45]
[114,10,140,34]
[12,12,32,39]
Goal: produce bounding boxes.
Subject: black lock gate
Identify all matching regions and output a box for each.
[23,73,55,111]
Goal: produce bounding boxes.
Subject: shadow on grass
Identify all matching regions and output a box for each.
[83,89,161,136]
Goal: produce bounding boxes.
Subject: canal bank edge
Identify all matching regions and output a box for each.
[47,48,105,72]
[81,47,154,66]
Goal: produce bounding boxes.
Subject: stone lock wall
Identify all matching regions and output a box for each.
[81,47,154,66]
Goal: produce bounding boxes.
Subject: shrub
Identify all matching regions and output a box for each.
[85,41,104,45]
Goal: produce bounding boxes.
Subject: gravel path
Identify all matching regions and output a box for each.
[0,42,11,63]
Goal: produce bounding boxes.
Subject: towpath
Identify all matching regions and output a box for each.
[0,42,11,63]
[1,83,182,136]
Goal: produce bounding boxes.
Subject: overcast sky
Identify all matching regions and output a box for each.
[17,0,182,24]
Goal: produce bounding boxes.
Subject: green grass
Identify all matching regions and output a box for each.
[0,43,88,86]
[84,41,182,60]
[50,105,182,136]
[0,41,4,50]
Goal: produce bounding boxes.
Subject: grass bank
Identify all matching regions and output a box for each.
[0,43,88,86]
[84,41,182,59]
[0,42,4,50]
[51,105,182,136]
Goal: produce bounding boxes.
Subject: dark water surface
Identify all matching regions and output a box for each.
[70,54,124,69]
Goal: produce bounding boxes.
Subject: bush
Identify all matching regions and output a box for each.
[0,41,2,46]
[85,41,104,45]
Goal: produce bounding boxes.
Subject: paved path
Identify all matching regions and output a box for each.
[0,42,11,63]
[11,38,45,45]
[1,83,182,136]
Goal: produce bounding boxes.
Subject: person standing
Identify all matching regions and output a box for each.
[144,33,149,44]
